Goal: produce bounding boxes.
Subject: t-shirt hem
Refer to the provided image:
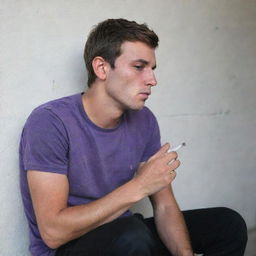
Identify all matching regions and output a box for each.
[23,164,67,175]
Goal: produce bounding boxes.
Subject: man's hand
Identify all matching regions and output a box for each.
[134,143,180,197]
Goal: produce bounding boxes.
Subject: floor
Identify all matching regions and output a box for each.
[245,228,256,256]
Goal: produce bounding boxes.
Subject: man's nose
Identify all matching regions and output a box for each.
[146,70,157,87]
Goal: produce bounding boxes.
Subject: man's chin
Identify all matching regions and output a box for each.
[122,100,145,111]
[130,103,145,111]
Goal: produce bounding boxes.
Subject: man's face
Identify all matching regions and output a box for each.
[104,41,157,111]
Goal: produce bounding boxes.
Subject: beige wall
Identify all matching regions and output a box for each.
[1,0,256,254]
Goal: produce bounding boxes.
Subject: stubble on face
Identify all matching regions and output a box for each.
[104,41,157,112]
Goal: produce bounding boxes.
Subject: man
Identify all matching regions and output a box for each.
[20,19,247,256]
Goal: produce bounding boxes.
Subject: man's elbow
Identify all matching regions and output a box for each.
[44,239,60,250]
[40,226,66,249]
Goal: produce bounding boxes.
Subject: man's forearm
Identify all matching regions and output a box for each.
[151,187,193,256]
[154,205,193,256]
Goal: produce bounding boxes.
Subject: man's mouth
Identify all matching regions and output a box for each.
[139,91,151,95]
[139,92,151,100]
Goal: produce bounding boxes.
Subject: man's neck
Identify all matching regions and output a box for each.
[82,84,124,129]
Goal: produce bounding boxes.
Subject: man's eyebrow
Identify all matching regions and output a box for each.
[134,59,157,69]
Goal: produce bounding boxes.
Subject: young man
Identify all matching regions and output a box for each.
[20,19,247,256]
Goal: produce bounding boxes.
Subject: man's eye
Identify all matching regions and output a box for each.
[134,65,143,70]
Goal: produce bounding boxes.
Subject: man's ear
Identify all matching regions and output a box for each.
[92,56,109,81]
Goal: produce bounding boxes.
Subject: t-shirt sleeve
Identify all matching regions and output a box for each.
[141,110,161,162]
[20,108,69,174]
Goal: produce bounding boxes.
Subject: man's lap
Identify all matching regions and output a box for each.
[55,207,247,256]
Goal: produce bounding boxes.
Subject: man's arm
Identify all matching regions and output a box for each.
[28,143,178,249]
[150,185,194,256]
[28,170,143,249]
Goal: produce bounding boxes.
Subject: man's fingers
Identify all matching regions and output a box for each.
[168,159,180,170]
[163,150,178,163]
[150,143,170,160]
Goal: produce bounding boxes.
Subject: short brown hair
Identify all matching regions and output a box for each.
[84,18,159,87]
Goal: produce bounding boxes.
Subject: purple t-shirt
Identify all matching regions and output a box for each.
[19,93,161,256]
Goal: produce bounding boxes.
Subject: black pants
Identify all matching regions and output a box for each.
[55,207,247,256]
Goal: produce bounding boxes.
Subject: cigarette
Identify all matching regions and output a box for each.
[169,142,186,152]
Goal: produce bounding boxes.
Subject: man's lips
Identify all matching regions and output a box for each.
[138,92,151,100]
[139,91,151,96]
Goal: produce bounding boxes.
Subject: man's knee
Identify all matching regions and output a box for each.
[214,207,247,255]
[108,216,157,255]
[219,207,248,246]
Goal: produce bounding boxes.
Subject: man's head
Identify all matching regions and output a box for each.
[84,18,159,87]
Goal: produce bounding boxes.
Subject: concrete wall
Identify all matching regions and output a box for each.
[1,0,256,255]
